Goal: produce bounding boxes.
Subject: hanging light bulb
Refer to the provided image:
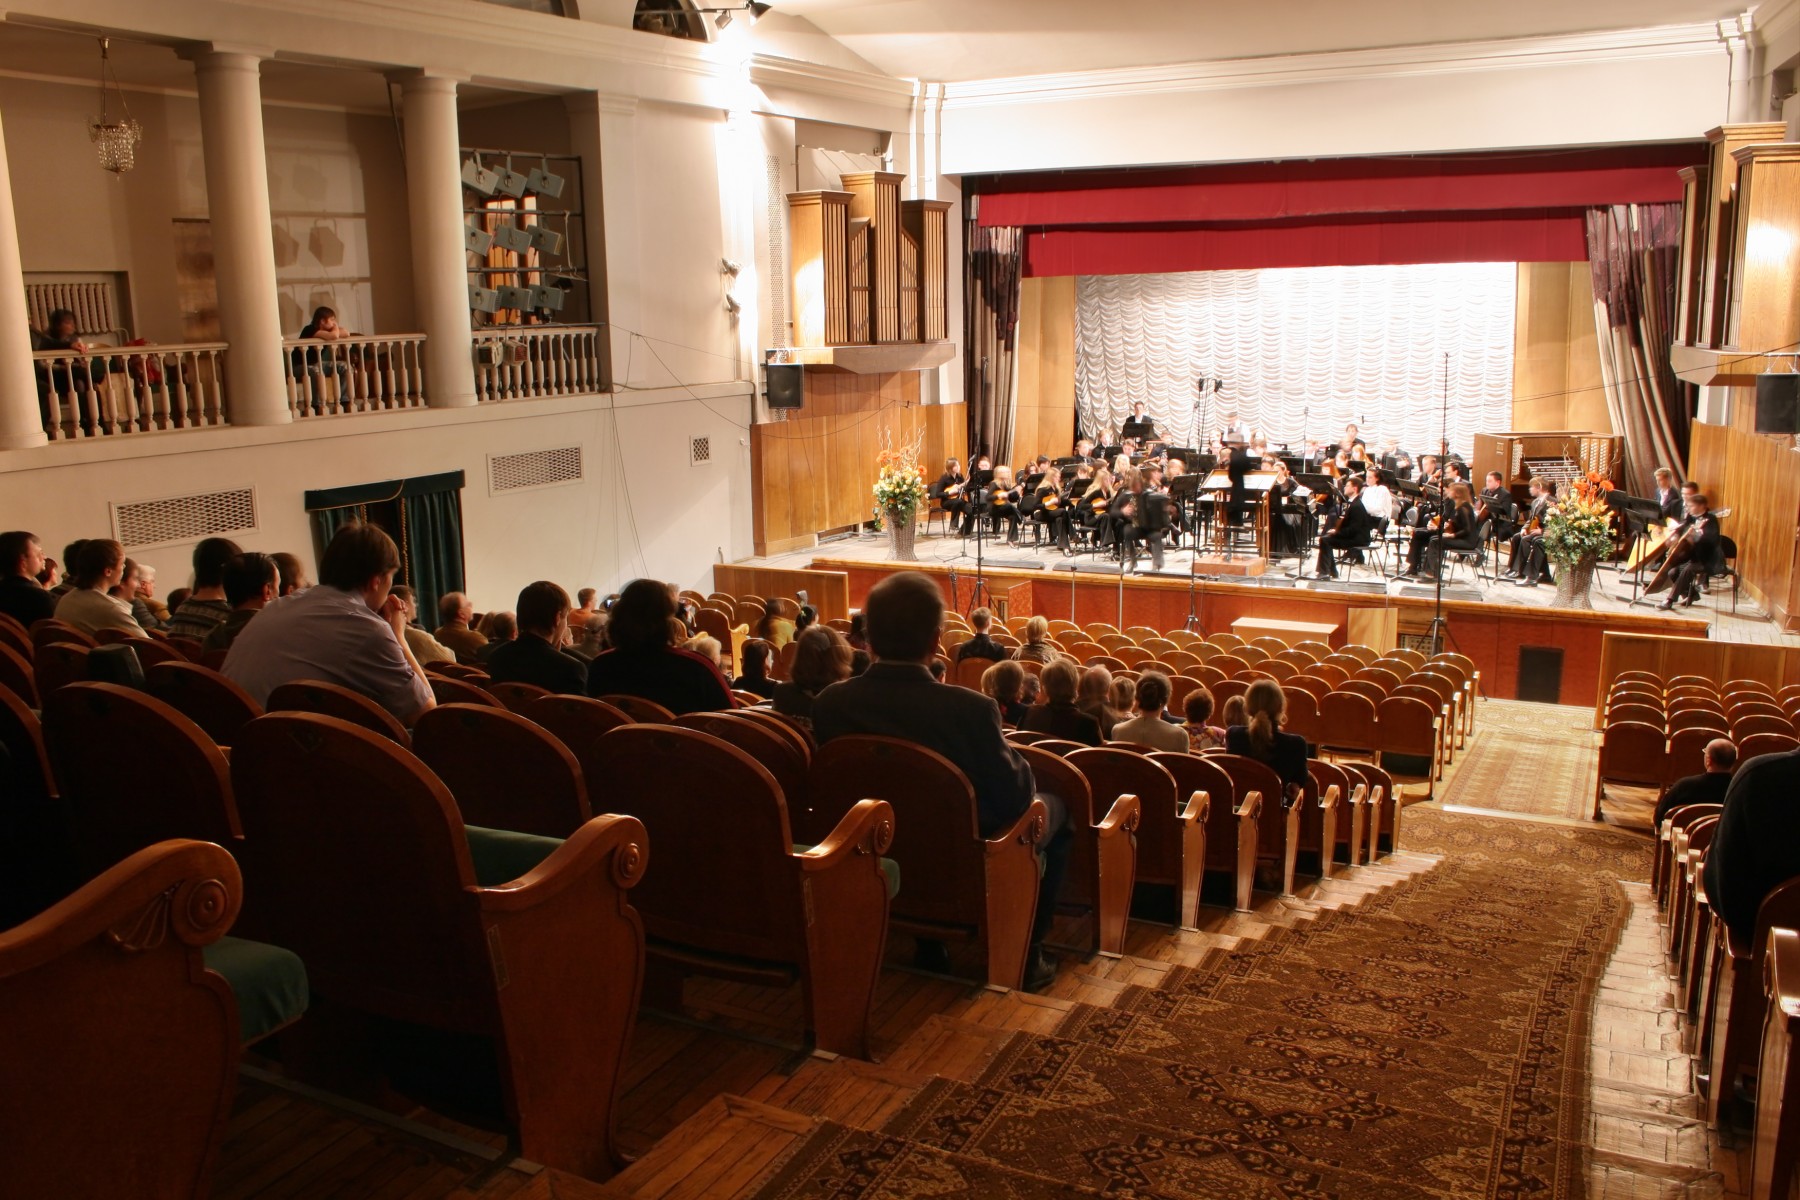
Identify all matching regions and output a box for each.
[88,38,142,176]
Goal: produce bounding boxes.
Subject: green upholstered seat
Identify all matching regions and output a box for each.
[202,936,309,1046]
[465,824,565,887]
[795,845,901,900]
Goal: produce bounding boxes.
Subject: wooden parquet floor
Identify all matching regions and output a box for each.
[209,703,1744,1198]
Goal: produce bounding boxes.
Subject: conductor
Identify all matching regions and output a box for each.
[1120,400,1158,444]
[1219,407,1252,527]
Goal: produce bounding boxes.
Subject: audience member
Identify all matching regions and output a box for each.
[476,612,517,663]
[846,612,868,652]
[1019,672,1041,707]
[956,606,1007,663]
[1702,746,1800,946]
[1182,688,1225,752]
[573,587,600,629]
[811,570,1069,991]
[927,659,946,682]
[1078,665,1121,738]
[0,530,56,626]
[1656,737,1738,827]
[585,578,733,714]
[1220,694,1248,728]
[270,551,310,597]
[35,553,59,591]
[1111,672,1189,752]
[222,521,434,722]
[773,625,853,727]
[793,604,818,637]
[132,562,168,631]
[388,586,455,665]
[51,539,87,598]
[1019,659,1103,746]
[1227,679,1309,806]
[202,553,278,652]
[570,612,608,661]
[485,581,587,695]
[981,659,1029,727]
[733,638,777,699]
[1012,615,1058,664]
[849,649,871,677]
[754,602,797,648]
[683,635,724,670]
[54,539,146,637]
[1107,675,1135,719]
[166,537,242,640]
[434,592,488,663]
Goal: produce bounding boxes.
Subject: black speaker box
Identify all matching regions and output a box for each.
[1756,373,1800,435]
[1517,645,1563,704]
[766,363,804,410]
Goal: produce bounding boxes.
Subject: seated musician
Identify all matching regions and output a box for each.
[1656,491,1726,611]
[1100,466,1141,553]
[1313,475,1372,579]
[1073,436,1096,461]
[1505,477,1556,585]
[1029,465,1073,553]
[1653,467,1683,521]
[1475,471,1518,542]
[1078,465,1115,545]
[1121,400,1158,444]
[1123,472,1172,571]
[1403,481,1479,580]
[933,458,968,527]
[1267,460,1303,557]
[956,455,993,536]
[986,464,1024,544]
[1324,447,1353,478]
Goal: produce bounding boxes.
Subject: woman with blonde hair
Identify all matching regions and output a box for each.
[1013,614,1058,664]
[1225,678,1309,806]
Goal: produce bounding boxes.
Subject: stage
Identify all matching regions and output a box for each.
[733,528,1798,708]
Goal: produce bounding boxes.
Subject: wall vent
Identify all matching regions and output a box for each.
[489,446,584,494]
[111,487,257,551]
[690,435,711,466]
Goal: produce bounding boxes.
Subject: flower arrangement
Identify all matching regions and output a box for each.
[870,427,929,532]
[1541,472,1617,565]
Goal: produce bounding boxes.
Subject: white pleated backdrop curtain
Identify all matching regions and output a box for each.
[1074,264,1517,455]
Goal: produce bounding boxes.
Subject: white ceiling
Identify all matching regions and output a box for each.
[769,0,1747,82]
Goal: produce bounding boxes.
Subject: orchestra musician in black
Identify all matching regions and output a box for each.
[1121,400,1158,445]
[956,456,993,536]
[987,464,1024,545]
[1506,477,1556,585]
[1218,408,1253,528]
[1123,472,1173,571]
[1314,475,1373,580]
[1077,464,1115,547]
[1031,465,1078,554]
[1478,470,1520,542]
[1403,480,1479,580]
[1267,459,1304,557]
[1653,467,1683,521]
[933,457,968,529]
[1656,492,1726,610]
[1100,467,1141,551]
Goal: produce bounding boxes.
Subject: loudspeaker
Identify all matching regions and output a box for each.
[1517,645,1563,704]
[1756,374,1800,434]
[766,363,804,410]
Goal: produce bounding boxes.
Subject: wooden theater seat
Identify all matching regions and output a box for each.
[429,674,503,708]
[1149,750,1258,915]
[1309,758,1364,868]
[1657,803,1725,907]
[43,683,239,881]
[1377,694,1441,801]
[1595,721,1667,820]
[1753,926,1800,1200]
[267,679,411,746]
[805,735,1046,990]
[144,661,263,747]
[1013,745,1139,955]
[1317,691,1378,764]
[1211,753,1303,896]
[488,681,552,715]
[413,703,592,838]
[674,711,809,818]
[0,838,307,1199]
[595,693,678,723]
[1358,762,1399,860]
[0,682,70,924]
[230,712,647,1177]
[593,724,894,1057]
[0,641,35,707]
[1707,879,1800,1132]
[33,641,88,695]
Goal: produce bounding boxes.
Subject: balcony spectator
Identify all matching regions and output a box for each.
[485,581,587,696]
[166,537,242,641]
[295,306,355,412]
[222,521,433,723]
[202,553,279,653]
[388,586,455,665]
[32,308,106,434]
[0,531,56,627]
[435,591,488,663]
[54,539,145,638]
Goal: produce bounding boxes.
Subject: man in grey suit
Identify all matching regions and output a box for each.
[812,571,1070,992]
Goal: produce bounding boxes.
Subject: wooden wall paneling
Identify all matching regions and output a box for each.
[1726,146,1800,428]
[1509,263,1607,434]
[1015,276,1078,460]
[1689,419,1800,627]
[1700,124,1787,349]
[1677,165,1710,345]
[902,200,952,342]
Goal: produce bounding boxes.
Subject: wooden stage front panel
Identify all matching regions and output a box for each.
[808,556,1710,708]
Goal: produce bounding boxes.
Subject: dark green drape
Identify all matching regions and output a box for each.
[308,505,363,561]
[401,488,465,628]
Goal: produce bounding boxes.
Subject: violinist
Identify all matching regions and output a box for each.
[1314,476,1372,580]
[1505,477,1556,585]
[1478,470,1519,541]
[989,464,1023,545]
[1403,481,1478,581]
[1656,492,1725,611]
[1323,447,1354,478]
[934,457,968,528]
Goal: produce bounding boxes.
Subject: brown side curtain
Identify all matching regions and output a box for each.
[1585,204,1691,495]
[965,221,1023,463]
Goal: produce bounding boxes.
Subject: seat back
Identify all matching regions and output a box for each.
[1738,732,1800,760]
[674,712,808,826]
[0,611,28,657]
[1606,702,1666,729]
[43,683,239,879]
[1732,713,1794,739]
[1308,662,1349,688]
[413,704,591,838]
[1667,726,1726,782]
[1339,679,1387,706]
[1288,674,1331,702]
[32,641,89,695]
[430,674,503,708]
[953,656,991,691]
[231,713,496,1030]
[426,661,489,682]
[0,839,242,1200]
[1281,686,1322,747]
[1598,721,1668,787]
[144,661,263,746]
[0,641,36,707]
[31,619,95,649]
[1355,666,1403,692]
[1210,753,1288,860]
[1067,747,1176,880]
[593,725,804,961]
[1318,691,1378,753]
[595,693,677,723]
[1669,707,1729,734]
[488,681,552,715]
[806,735,983,929]
[1377,695,1437,757]
[267,679,411,747]
[123,637,185,668]
[1150,750,1242,873]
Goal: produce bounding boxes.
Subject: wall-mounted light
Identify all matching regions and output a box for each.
[700,1,772,28]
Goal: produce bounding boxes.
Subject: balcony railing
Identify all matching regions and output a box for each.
[473,324,605,402]
[35,343,229,441]
[283,333,427,419]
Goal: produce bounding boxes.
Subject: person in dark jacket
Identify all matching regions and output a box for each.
[733,637,777,699]
[772,626,852,728]
[1314,476,1373,580]
[812,571,1068,991]
[1702,747,1800,947]
[956,606,1007,663]
[1225,678,1310,807]
[1019,660,1103,746]
[0,530,56,627]
[1654,737,1736,826]
[485,580,588,695]
[585,578,732,714]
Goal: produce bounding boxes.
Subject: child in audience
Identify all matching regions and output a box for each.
[1220,694,1248,729]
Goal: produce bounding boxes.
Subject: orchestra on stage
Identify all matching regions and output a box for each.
[925,407,1725,606]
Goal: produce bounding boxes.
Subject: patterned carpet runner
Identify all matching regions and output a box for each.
[753,807,1649,1199]
[1430,700,1599,823]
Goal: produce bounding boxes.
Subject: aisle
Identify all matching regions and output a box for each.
[1430,699,1600,823]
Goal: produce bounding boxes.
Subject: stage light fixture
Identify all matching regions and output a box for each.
[528,225,564,256]
[498,285,534,310]
[699,2,773,26]
[497,169,529,198]
[530,285,566,311]
[494,225,534,254]
[469,285,500,313]
[461,159,499,195]
[464,224,494,255]
[526,167,565,198]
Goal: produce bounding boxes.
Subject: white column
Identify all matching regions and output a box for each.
[396,71,476,409]
[0,106,45,448]
[188,47,290,426]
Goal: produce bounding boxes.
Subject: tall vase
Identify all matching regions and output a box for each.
[885,506,917,562]
[1550,555,1597,610]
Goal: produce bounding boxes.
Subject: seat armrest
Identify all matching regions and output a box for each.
[796,798,895,871]
[1104,791,1146,833]
[985,796,1049,852]
[1317,783,1340,812]
[474,813,649,912]
[1235,789,1262,820]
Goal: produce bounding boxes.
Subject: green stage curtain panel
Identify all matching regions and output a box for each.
[1586,204,1690,495]
[966,220,1023,464]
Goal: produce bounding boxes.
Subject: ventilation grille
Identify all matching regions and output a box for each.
[112,487,257,550]
[489,446,584,494]
[690,435,711,466]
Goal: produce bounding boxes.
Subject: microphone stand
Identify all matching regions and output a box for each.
[1427,353,1450,656]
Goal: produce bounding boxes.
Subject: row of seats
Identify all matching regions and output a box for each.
[1597,675,1800,818]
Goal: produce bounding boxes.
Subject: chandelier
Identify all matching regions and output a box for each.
[88,39,142,175]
